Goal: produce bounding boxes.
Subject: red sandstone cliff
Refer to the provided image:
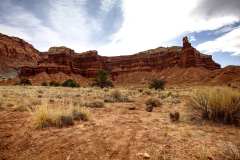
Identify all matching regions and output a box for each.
[2,32,237,86]
[0,33,40,77]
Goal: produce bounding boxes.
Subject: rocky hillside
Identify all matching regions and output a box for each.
[0,32,239,86]
[0,33,40,78]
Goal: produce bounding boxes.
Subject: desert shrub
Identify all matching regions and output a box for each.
[62,79,80,88]
[92,70,113,88]
[146,105,154,112]
[33,106,52,128]
[189,87,240,125]
[220,142,240,160]
[19,78,32,85]
[55,115,74,128]
[169,111,180,122]
[33,104,90,128]
[72,107,90,121]
[104,90,130,103]
[145,98,161,112]
[85,100,104,108]
[41,82,48,86]
[145,98,161,107]
[149,79,165,90]
[49,81,60,87]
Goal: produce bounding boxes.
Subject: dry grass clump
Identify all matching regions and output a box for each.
[72,106,90,121]
[145,98,161,107]
[145,98,161,112]
[32,103,90,128]
[84,100,104,108]
[189,87,240,125]
[104,90,131,103]
[220,142,240,160]
[159,91,181,104]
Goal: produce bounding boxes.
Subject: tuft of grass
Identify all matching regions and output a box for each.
[145,98,161,108]
[189,87,240,125]
[72,106,90,121]
[32,103,90,129]
[221,142,240,160]
[84,100,104,108]
[33,105,52,128]
[145,98,161,112]
[104,90,131,103]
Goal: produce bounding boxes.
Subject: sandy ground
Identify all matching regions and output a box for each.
[0,86,239,160]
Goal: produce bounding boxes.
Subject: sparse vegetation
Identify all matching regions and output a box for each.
[149,79,165,90]
[221,142,240,160]
[62,79,80,88]
[145,98,161,107]
[145,98,161,112]
[72,106,90,121]
[85,100,104,108]
[169,111,180,122]
[19,78,32,85]
[33,104,90,128]
[104,90,131,103]
[49,81,60,87]
[189,87,240,125]
[41,82,48,86]
[92,70,113,88]
[1,85,240,160]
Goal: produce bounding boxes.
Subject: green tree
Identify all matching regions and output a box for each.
[62,79,80,88]
[20,78,32,86]
[149,79,165,90]
[93,70,113,88]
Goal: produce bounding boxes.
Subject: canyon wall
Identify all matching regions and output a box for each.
[0,33,221,81]
[19,36,220,79]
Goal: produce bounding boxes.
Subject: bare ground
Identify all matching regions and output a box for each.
[0,86,239,160]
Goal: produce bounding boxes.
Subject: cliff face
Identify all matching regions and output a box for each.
[0,33,221,82]
[20,36,220,78]
[0,33,40,71]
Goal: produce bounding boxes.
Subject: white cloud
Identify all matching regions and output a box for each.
[0,1,61,51]
[0,0,239,57]
[197,27,240,55]
[98,0,239,56]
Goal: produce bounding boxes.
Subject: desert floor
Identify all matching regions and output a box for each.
[0,86,239,160]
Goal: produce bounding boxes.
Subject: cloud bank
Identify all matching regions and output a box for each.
[0,0,239,59]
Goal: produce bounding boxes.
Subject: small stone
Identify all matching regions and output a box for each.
[128,106,136,110]
[145,105,153,112]
[137,152,150,159]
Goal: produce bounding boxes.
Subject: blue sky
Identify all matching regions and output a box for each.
[0,0,239,67]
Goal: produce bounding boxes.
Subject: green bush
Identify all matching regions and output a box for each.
[41,82,48,86]
[20,78,32,85]
[92,70,113,88]
[149,79,165,90]
[62,79,80,88]
[49,81,60,87]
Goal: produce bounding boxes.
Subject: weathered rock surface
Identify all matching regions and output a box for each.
[0,33,40,69]
[20,36,220,79]
[2,32,239,86]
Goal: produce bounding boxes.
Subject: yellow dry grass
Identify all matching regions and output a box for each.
[189,87,240,125]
